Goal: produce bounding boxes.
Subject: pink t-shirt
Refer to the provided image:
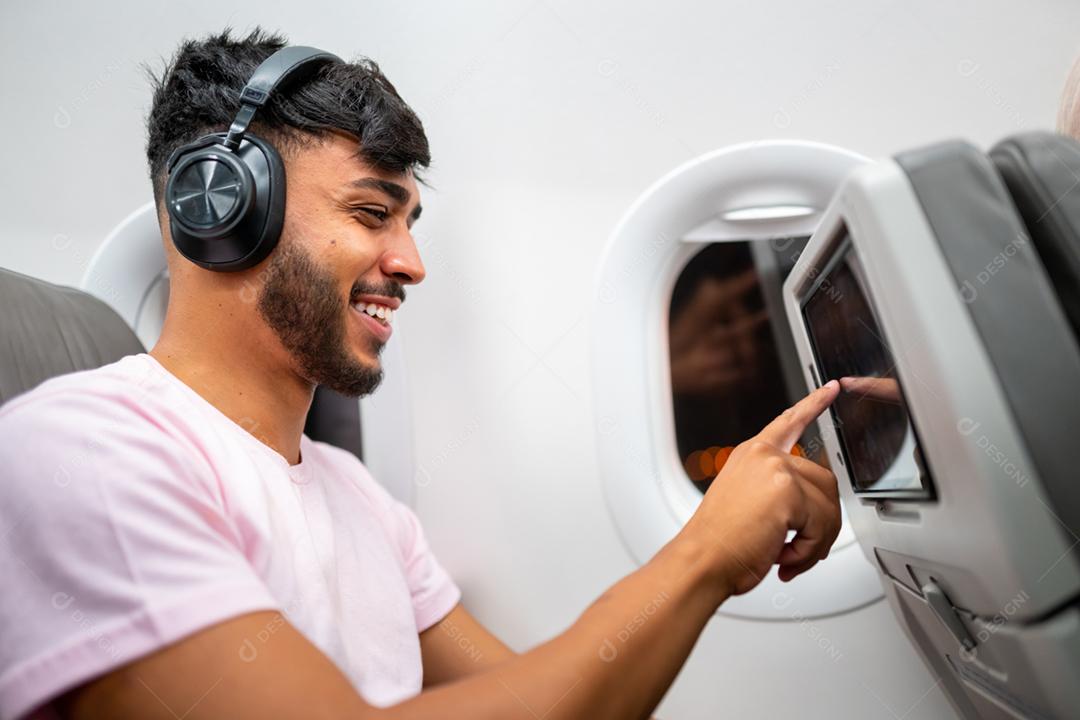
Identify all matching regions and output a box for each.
[0,353,460,720]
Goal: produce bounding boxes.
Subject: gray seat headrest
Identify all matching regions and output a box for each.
[0,266,145,404]
[991,130,1080,344]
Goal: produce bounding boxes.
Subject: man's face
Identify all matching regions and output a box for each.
[256,131,425,397]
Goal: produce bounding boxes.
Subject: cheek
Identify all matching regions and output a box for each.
[282,212,377,292]
[282,202,343,251]
[327,223,382,279]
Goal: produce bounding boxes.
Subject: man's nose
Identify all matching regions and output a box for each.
[380,230,426,285]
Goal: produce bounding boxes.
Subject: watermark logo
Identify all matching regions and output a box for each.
[237,612,287,662]
[956,417,1029,488]
[51,592,75,610]
[598,591,671,663]
[770,591,843,662]
[957,59,981,78]
[957,234,1028,304]
[958,590,1029,662]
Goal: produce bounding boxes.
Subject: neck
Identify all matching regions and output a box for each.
[149,297,313,466]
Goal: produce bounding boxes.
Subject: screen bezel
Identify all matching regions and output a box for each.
[799,233,936,501]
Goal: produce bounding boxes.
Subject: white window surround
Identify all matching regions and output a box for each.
[590,140,885,620]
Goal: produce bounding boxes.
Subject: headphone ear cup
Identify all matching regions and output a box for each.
[166,140,254,238]
[164,132,286,272]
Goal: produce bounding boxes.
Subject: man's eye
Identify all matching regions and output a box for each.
[353,207,388,222]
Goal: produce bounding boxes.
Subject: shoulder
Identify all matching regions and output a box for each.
[0,354,215,484]
[0,353,166,424]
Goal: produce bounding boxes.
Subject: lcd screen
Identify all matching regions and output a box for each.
[802,236,932,497]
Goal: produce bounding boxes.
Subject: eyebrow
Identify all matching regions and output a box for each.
[346,177,422,222]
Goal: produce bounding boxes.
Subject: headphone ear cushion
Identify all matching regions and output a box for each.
[243,132,287,265]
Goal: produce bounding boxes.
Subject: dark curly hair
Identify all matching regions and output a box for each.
[145,27,430,203]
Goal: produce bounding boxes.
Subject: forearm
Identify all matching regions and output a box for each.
[383,534,725,720]
[420,605,519,687]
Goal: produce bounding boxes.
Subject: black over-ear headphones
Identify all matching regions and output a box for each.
[164,46,342,272]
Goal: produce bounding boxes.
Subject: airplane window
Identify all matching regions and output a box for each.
[669,239,810,492]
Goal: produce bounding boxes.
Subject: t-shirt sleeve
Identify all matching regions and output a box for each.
[383,498,462,633]
[0,390,279,720]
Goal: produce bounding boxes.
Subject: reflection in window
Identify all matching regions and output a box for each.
[669,239,809,492]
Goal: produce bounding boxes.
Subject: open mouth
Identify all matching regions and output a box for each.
[350,300,394,326]
[349,299,395,342]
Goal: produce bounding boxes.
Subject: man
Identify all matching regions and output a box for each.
[0,29,842,720]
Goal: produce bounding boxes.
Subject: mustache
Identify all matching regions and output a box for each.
[349,280,407,304]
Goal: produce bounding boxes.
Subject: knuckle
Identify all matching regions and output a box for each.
[772,470,794,489]
[767,456,788,477]
[746,439,772,456]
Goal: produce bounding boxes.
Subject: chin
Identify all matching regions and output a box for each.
[353,349,382,373]
[348,327,384,361]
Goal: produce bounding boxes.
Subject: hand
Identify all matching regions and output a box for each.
[680,381,842,597]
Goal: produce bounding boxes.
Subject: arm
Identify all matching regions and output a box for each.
[57,382,842,720]
[60,533,718,720]
[419,603,517,686]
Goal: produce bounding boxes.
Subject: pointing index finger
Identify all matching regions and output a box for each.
[756,380,840,451]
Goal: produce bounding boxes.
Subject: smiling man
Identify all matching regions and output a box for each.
[0,29,843,720]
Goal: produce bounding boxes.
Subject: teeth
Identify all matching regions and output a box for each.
[352,300,394,326]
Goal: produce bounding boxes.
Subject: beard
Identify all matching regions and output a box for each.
[256,241,399,398]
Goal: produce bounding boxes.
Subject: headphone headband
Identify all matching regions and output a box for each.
[224,46,343,150]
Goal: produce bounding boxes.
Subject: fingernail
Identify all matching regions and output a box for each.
[824,380,839,389]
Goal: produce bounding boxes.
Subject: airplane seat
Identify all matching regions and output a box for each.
[895,138,1080,543]
[304,385,365,460]
[990,130,1080,341]
[0,266,145,405]
[783,132,1080,719]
